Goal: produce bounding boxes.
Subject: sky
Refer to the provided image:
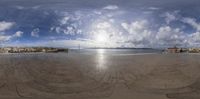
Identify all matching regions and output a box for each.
[1,0,200,48]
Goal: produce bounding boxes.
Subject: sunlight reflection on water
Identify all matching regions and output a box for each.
[96,49,107,70]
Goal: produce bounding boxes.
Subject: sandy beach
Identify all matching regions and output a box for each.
[0,52,200,99]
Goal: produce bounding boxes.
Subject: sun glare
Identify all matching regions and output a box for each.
[92,21,113,44]
[96,33,108,43]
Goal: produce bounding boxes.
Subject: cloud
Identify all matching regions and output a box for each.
[0,35,12,41]
[162,12,178,24]
[182,17,200,31]
[52,12,84,35]
[121,20,148,34]
[60,16,70,25]
[53,7,124,37]
[14,5,41,10]
[0,31,23,42]
[96,22,111,29]
[121,20,153,47]
[155,26,186,47]
[103,5,119,10]
[161,11,180,24]
[31,28,40,37]
[120,20,189,48]
[187,32,200,46]
[5,5,200,48]
[32,5,41,9]
[14,31,23,37]
[148,7,160,10]
[93,10,102,15]
[15,6,25,10]
[29,9,200,48]
[0,21,15,32]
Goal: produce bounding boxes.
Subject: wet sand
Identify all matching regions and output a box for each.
[0,52,200,99]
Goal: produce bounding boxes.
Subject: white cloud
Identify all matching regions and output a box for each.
[162,12,177,24]
[0,21,15,32]
[121,20,153,47]
[52,27,61,33]
[31,28,40,37]
[49,9,200,48]
[0,35,12,41]
[96,22,111,29]
[181,17,200,47]
[120,20,189,48]
[64,27,75,35]
[148,7,160,10]
[189,32,200,40]
[185,31,200,47]
[182,17,200,31]
[121,20,148,34]
[156,26,177,40]
[93,10,102,15]
[60,16,70,25]
[14,31,23,37]
[32,5,40,9]
[103,5,119,10]
[54,12,84,35]
[0,31,23,42]
[155,26,186,47]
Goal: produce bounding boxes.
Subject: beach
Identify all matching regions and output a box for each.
[0,51,200,99]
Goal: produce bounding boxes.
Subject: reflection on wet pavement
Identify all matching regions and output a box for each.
[0,52,200,99]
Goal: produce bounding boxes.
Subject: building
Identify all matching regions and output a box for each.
[167,46,180,53]
[0,47,68,53]
[188,48,200,53]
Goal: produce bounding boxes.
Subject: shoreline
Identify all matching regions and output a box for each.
[0,52,200,56]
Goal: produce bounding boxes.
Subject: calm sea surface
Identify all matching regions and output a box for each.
[70,48,162,55]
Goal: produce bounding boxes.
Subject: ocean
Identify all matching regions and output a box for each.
[70,48,162,55]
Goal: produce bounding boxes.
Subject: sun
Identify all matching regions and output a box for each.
[91,21,112,44]
[96,33,107,42]
[95,30,109,43]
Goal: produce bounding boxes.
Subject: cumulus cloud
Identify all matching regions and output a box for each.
[14,31,23,37]
[48,9,200,48]
[96,22,111,29]
[162,11,178,24]
[121,20,148,34]
[0,35,12,41]
[52,12,84,35]
[31,28,40,37]
[0,21,15,32]
[0,21,22,42]
[187,32,200,46]
[0,31,23,42]
[60,16,70,25]
[121,20,153,47]
[155,26,186,47]
[8,6,200,48]
[182,17,200,31]
[103,5,119,10]
[53,6,124,37]
[120,20,190,48]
